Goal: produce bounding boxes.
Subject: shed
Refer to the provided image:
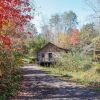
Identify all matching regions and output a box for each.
[83,36,100,61]
[37,42,69,64]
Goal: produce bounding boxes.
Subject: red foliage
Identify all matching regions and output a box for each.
[27,32,33,38]
[69,28,80,45]
[0,0,32,48]
[0,0,32,31]
[0,35,11,46]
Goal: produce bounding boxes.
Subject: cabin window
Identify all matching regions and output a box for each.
[41,53,45,58]
[48,53,52,61]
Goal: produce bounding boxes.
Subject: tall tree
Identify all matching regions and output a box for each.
[85,0,100,32]
[81,23,97,41]
[63,11,78,33]
[49,14,61,44]
[0,0,34,76]
[41,24,52,42]
[0,0,34,47]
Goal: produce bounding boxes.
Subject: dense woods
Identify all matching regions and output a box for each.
[0,0,100,99]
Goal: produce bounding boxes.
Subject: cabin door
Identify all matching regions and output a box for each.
[48,53,52,61]
[41,53,45,61]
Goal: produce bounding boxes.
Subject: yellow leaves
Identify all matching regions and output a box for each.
[16,57,24,66]
[0,20,14,35]
[92,35,100,43]
[0,64,3,77]
[58,32,68,48]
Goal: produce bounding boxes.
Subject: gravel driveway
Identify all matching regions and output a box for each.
[11,65,100,100]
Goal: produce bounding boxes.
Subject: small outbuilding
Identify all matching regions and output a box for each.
[37,42,69,64]
[83,36,100,61]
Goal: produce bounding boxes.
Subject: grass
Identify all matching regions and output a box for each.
[22,55,36,64]
[39,63,100,88]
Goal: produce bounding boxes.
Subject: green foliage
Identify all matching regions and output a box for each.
[63,11,78,32]
[80,23,99,46]
[81,23,94,34]
[0,45,23,99]
[56,52,92,72]
[0,70,21,100]
[40,50,100,87]
[29,35,46,56]
[49,14,61,27]
[23,55,36,64]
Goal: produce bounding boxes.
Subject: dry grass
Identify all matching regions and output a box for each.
[40,63,100,86]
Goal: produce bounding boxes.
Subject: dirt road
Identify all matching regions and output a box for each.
[11,65,100,100]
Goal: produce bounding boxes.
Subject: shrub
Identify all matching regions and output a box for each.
[0,70,21,100]
[56,52,92,72]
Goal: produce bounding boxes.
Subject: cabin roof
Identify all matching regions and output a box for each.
[37,42,69,53]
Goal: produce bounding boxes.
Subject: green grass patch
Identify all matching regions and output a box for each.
[22,55,36,64]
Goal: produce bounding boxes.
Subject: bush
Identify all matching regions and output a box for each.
[0,70,21,100]
[56,52,92,72]
[0,45,23,100]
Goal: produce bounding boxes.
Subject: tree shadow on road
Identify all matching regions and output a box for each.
[11,66,100,100]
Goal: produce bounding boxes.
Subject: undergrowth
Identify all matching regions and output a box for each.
[40,62,100,88]
[0,70,22,100]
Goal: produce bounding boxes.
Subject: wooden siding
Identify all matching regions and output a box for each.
[37,42,68,63]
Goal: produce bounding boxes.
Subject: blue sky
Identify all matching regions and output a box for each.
[32,0,93,32]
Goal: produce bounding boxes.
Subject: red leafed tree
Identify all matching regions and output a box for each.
[69,28,80,45]
[0,0,33,47]
[0,0,34,76]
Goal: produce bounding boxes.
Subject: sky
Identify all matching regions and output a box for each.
[31,0,93,33]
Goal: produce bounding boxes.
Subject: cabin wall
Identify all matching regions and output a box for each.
[36,42,68,64]
[37,51,65,63]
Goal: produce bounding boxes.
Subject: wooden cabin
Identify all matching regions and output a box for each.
[37,42,69,64]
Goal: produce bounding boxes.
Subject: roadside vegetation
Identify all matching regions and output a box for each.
[40,60,100,88]
[0,0,100,99]
[0,0,35,99]
[0,70,21,100]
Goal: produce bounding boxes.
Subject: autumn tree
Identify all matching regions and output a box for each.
[41,11,78,48]
[0,0,34,76]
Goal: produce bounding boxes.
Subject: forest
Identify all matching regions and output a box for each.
[0,0,100,99]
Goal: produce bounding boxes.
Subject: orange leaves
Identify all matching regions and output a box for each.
[58,32,68,48]
[0,0,32,54]
[69,28,80,45]
[57,29,80,48]
[0,35,11,45]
